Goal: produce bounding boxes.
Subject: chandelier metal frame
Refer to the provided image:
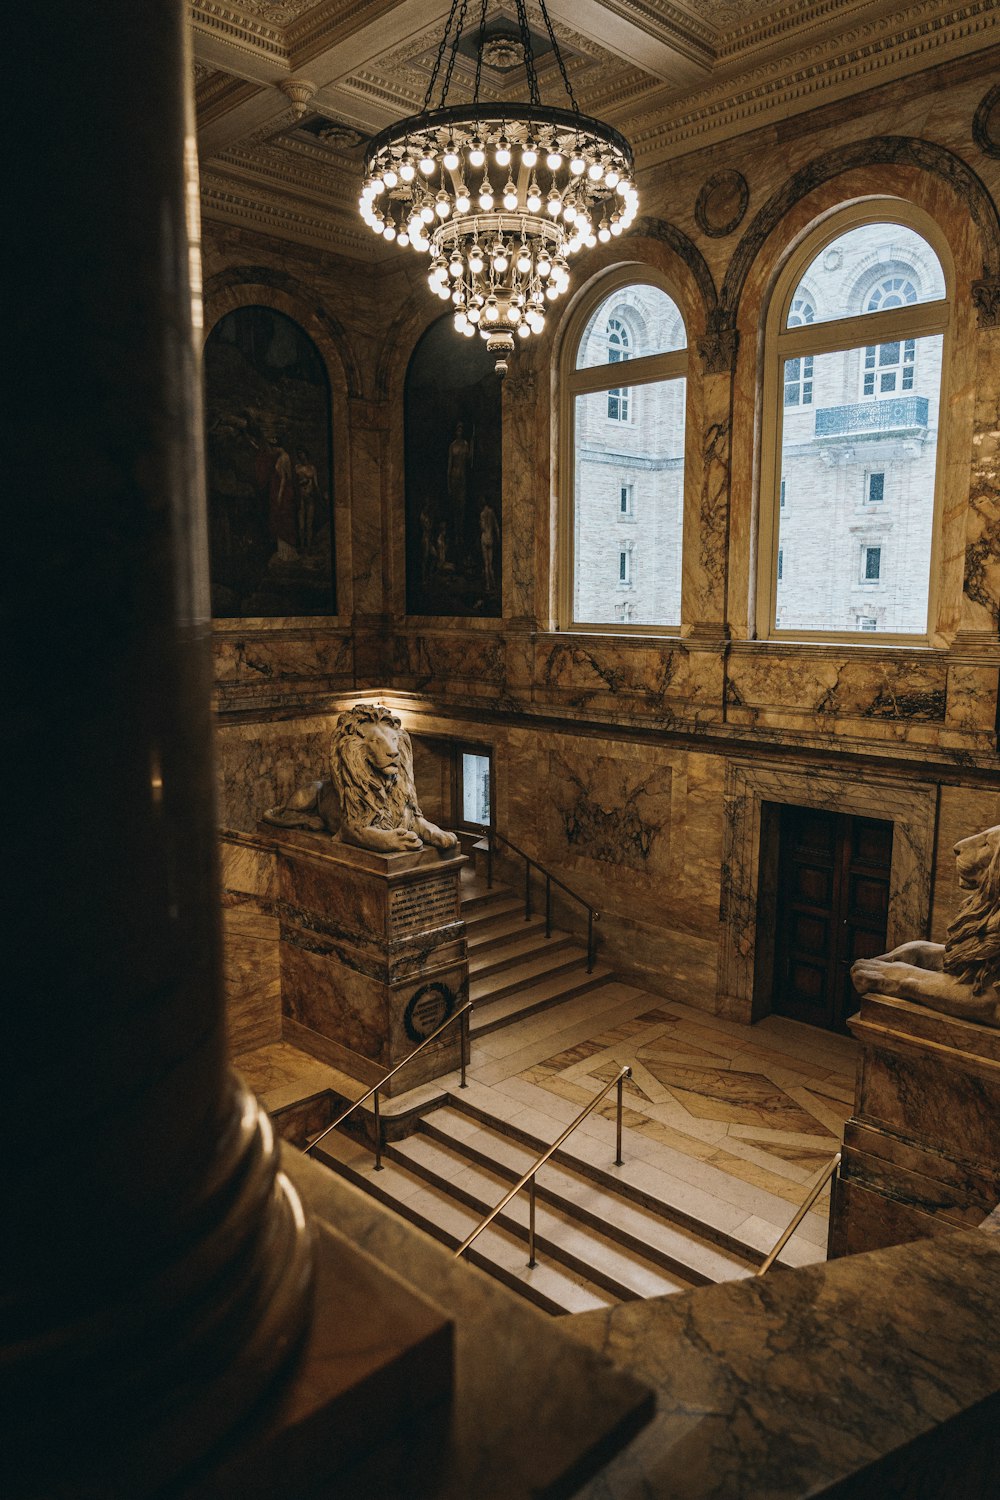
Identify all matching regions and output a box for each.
[359,0,638,373]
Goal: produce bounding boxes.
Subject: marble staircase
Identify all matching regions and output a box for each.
[461,865,615,1038]
[312,1092,761,1315]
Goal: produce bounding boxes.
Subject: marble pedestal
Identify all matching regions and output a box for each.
[270,828,468,1097]
[829,992,1000,1257]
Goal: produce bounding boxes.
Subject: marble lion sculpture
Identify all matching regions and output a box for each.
[851,825,1000,1027]
[263,703,459,855]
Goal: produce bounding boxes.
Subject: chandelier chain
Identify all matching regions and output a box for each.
[434,0,472,109]
[472,0,489,105]
[513,0,540,108]
[537,0,579,114]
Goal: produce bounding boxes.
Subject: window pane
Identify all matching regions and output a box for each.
[787,223,945,327]
[461,753,491,825]
[576,284,686,369]
[774,335,941,633]
[574,379,685,625]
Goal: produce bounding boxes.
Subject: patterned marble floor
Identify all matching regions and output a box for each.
[238,980,856,1264]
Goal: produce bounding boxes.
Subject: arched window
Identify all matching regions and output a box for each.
[561,274,687,630]
[759,209,948,639]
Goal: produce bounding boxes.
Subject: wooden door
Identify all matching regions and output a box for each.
[772,806,893,1034]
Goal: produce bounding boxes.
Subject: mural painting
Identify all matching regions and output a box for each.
[204,306,335,617]
[405,316,502,616]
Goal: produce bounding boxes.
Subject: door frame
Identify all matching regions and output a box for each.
[716,760,936,1024]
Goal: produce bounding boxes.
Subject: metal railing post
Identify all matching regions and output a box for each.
[486,833,493,889]
[373,1087,383,1171]
[528,1177,537,1268]
[587,910,595,973]
[615,1067,630,1166]
[524,858,531,920]
[545,876,552,938]
[460,1003,471,1088]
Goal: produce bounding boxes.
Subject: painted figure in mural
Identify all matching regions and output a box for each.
[480,500,499,592]
[269,439,298,557]
[419,505,433,584]
[263,703,458,854]
[447,420,473,531]
[294,447,321,552]
[851,825,1000,1027]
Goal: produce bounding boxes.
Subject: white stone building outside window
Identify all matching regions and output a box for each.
[758,206,949,639]
[562,272,687,630]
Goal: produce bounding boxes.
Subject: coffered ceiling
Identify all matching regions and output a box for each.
[191,0,1000,254]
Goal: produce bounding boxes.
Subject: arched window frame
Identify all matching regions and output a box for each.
[558,267,689,634]
[756,199,953,645]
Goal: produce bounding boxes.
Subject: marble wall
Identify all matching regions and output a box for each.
[204,56,1000,1024]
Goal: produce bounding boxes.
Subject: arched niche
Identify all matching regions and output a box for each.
[404,315,503,618]
[203,305,336,617]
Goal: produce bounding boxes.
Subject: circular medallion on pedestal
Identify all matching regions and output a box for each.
[973,84,1000,159]
[404,980,456,1041]
[695,169,750,238]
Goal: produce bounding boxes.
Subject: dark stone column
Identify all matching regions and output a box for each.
[3,4,314,1494]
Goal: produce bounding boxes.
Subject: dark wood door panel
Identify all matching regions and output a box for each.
[772,804,892,1034]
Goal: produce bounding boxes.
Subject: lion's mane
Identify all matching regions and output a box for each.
[944,829,1000,994]
[330,704,420,833]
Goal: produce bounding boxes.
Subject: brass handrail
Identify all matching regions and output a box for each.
[305,999,473,1170]
[454,1064,631,1266]
[484,828,600,972]
[755,1151,842,1276]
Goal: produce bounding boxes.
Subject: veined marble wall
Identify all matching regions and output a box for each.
[205,57,1000,1022]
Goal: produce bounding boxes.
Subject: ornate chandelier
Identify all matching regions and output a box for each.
[359,0,638,374]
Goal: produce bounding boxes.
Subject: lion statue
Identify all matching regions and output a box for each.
[263,703,459,855]
[851,824,1000,1027]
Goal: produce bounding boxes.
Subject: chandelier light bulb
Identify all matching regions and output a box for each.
[454,310,469,330]
[484,297,500,322]
[435,190,451,218]
[517,320,531,338]
[452,286,465,304]
[443,142,459,170]
[462,322,476,336]
[467,304,481,323]
[496,136,511,166]
[570,149,586,175]
[383,166,398,188]
[468,243,485,274]
[546,188,562,218]
[418,202,433,224]
[587,160,603,181]
[604,167,619,187]
[419,151,436,175]
[522,141,538,168]
[479,180,494,210]
[563,202,577,223]
[546,147,562,170]
[469,136,485,167]
[383,222,396,240]
[545,282,558,300]
[537,251,551,276]
[493,248,509,273]
[454,186,471,213]
[371,174,384,193]
[400,158,416,182]
[598,219,611,242]
[516,247,531,274]
[526,182,542,213]
[502,181,518,211]
[398,230,410,246]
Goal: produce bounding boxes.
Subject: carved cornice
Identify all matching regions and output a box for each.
[190,0,289,61]
[631,0,1000,161]
[200,174,372,254]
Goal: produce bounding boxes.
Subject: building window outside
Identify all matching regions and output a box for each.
[858,616,878,631]
[762,213,947,638]
[566,276,687,629]
[459,751,492,827]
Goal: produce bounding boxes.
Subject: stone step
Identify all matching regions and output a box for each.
[312,1129,613,1316]
[466,911,547,954]
[462,895,528,935]
[468,930,578,981]
[448,1087,783,1270]
[389,1133,690,1303]
[469,944,595,1007]
[421,1106,756,1288]
[470,966,617,1037]
[458,876,517,917]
